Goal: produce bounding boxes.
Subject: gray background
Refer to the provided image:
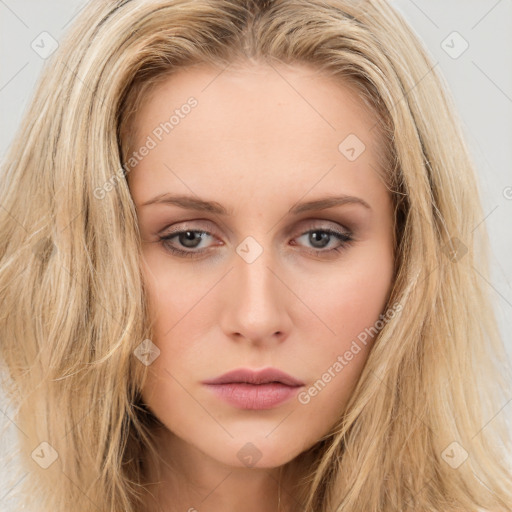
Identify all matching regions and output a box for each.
[1,0,511,509]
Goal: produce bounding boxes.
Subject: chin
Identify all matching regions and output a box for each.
[202,435,306,470]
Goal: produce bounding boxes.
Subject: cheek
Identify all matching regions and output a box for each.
[140,248,211,337]
[290,248,393,413]
[297,248,394,345]
[138,252,214,410]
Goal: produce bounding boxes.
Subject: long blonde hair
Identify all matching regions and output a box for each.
[1,0,511,511]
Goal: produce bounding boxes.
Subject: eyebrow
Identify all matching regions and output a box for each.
[140,193,371,214]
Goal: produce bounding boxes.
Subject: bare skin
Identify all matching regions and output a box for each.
[125,60,395,512]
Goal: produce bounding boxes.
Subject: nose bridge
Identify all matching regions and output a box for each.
[222,239,289,342]
[238,244,277,304]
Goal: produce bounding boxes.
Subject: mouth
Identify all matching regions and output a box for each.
[203,382,302,410]
[202,367,304,410]
[202,367,304,386]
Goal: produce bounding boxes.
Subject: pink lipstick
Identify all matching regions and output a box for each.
[202,367,304,410]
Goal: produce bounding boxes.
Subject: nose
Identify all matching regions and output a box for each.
[218,245,292,346]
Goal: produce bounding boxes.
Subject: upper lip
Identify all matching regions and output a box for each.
[202,367,304,386]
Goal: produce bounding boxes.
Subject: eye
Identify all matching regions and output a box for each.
[158,229,218,259]
[157,223,354,259]
[292,227,354,256]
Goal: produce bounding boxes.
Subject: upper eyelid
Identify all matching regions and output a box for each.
[159,217,351,235]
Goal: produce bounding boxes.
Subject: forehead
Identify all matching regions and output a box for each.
[128,61,379,144]
[125,62,388,206]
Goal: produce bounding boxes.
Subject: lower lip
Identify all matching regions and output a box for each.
[203,383,301,410]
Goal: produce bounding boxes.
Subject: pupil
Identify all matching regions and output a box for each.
[311,231,329,248]
[180,231,202,248]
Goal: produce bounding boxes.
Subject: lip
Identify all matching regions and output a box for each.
[202,367,304,410]
[202,367,304,386]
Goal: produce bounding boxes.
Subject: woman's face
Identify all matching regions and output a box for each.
[126,62,395,470]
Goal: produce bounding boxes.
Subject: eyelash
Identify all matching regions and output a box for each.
[157,225,354,259]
